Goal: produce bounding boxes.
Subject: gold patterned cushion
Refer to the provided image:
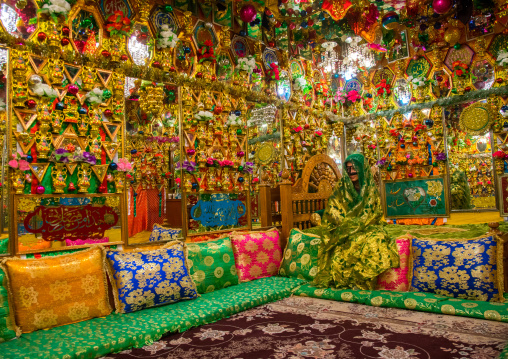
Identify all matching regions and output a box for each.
[1,246,112,333]
[409,236,505,302]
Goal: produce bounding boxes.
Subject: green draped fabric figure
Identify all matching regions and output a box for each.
[313,153,399,290]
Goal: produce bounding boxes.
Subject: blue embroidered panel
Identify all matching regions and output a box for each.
[106,243,198,313]
[149,224,182,242]
[411,236,501,302]
[191,193,246,227]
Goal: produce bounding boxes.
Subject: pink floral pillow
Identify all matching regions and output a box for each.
[230,229,282,282]
[376,235,410,291]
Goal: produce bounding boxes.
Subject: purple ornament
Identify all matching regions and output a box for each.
[36,185,45,194]
[240,4,257,23]
[432,0,452,14]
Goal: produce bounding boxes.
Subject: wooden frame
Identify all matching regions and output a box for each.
[12,193,125,255]
[381,175,450,219]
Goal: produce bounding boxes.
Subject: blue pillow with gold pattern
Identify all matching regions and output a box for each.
[148,224,182,242]
[410,236,504,302]
[106,241,198,313]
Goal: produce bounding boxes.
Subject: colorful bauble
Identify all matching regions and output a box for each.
[62,26,70,36]
[102,50,111,58]
[67,84,79,95]
[26,99,36,108]
[240,5,257,23]
[61,38,70,46]
[78,107,87,115]
[381,12,400,30]
[55,102,65,110]
[131,149,138,154]
[36,185,45,194]
[98,185,107,193]
[68,182,76,191]
[121,54,129,61]
[28,74,42,87]
[236,129,243,135]
[109,162,118,171]
[238,177,244,183]
[104,109,112,117]
[26,155,33,163]
[432,0,452,14]
[37,32,47,41]
[444,27,461,45]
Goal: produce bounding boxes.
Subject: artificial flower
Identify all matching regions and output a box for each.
[117,158,132,172]
[157,25,179,49]
[346,90,361,102]
[194,111,214,121]
[497,50,508,67]
[237,56,257,73]
[32,83,59,98]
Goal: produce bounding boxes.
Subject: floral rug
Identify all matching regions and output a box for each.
[103,296,508,359]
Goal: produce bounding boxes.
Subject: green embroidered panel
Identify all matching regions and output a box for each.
[294,284,508,322]
[187,237,240,294]
[279,229,321,282]
[0,276,304,358]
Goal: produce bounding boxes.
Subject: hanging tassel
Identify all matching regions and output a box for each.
[133,192,137,217]
[158,192,162,218]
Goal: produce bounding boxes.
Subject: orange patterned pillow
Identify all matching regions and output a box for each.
[376,235,411,291]
[1,246,112,333]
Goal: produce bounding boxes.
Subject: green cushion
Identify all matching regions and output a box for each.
[294,283,508,322]
[0,276,304,358]
[0,267,18,343]
[279,228,321,281]
[187,237,240,294]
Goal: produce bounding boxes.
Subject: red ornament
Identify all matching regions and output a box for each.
[214,106,223,115]
[465,86,471,92]
[137,33,148,42]
[169,66,176,72]
[239,4,257,23]
[497,78,504,83]
[307,19,314,26]
[68,182,76,191]
[287,8,294,15]
[104,109,112,117]
[304,124,310,129]
[196,72,203,78]
[268,41,275,47]
[61,38,70,46]
[121,54,128,61]
[37,32,47,41]
[67,84,79,95]
[102,50,111,58]
[26,99,37,108]
[98,185,107,193]
[275,21,282,28]
[152,61,161,68]
[411,97,416,102]
[211,76,217,81]
[61,26,70,36]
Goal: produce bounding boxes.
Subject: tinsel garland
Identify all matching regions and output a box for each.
[0,31,312,111]
[248,132,281,145]
[337,85,508,125]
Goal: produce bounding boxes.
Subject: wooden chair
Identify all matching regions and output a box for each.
[276,154,341,248]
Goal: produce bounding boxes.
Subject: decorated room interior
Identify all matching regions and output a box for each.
[0,0,508,357]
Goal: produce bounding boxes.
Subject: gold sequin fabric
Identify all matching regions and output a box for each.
[409,236,504,302]
[1,246,111,333]
[314,153,399,290]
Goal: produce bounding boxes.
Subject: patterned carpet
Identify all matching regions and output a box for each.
[103,296,508,359]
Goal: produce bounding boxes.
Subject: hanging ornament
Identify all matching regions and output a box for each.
[68,182,76,191]
[432,0,453,14]
[61,38,70,46]
[444,26,461,45]
[37,32,47,41]
[382,12,400,30]
[36,186,45,194]
[240,5,257,23]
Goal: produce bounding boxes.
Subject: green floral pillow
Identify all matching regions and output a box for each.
[279,228,321,281]
[187,237,240,294]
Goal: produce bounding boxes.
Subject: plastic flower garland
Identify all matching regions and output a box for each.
[315,79,329,96]
[452,61,469,77]
[226,113,243,126]
[106,11,132,37]
[194,110,214,121]
[198,40,216,63]
[157,25,179,49]
[346,90,361,103]
[86,88,112,104]
[176,160,197,173]
[493,150,508,160]
[407,76,427,88]
[237,55,256,73]
[32,83,58,98]
[334,89,346,104]
[376,79,392,96]
[39,0,72,20]
[8,152,29,171]
[266,63,280,81]
[117,158,132,172]
[293,76,310,93]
